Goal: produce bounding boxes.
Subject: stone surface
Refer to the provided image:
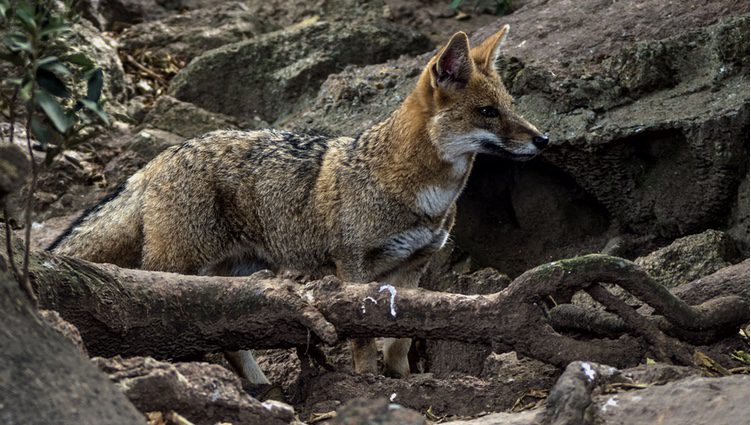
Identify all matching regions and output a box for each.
[442,410,539,425]
[119,3,276,62]
[727,172,749,255]
[0,144,28,204]
[93,356,295,425]
[126,127,185,162]
[0,271,144,425]
[635,230,740,288]
[39,309,88,356]
[82,0,167,29]
[61,20,129,116]
[593,374,749,425]
[141,95,242,139]
[169,17,430,124]
[327,397,426,425]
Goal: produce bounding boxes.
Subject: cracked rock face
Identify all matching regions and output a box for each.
[169,11,431,125]
[592,374,749,425]
[635,229,740,288]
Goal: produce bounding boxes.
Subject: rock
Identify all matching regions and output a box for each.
[428,267,512,295]
[80,0,167,30]
[119,3,276,62]
[127,127,185,161]
[442,410,538,425]
[665,259,749,310]
[285,53,426,135]
[593,374,749,425]
[635,230,740,288]
[481,352,559,382]
[727,172,749,255]
[39,310,88,356]
[0,144,28,204]
[141,96,242,138]
[0,271,144,424]
[93,356,295,425]
[59,19,129,116]
[169,18,430,124]
[328,397,425,425]
[244,0,392,28]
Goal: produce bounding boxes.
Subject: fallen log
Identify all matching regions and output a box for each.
[6,240,748,369]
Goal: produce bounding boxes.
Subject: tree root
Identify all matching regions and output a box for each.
[2,239,747,369]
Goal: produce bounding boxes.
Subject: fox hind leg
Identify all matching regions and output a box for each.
[203,253,274,385]
[351,338,378,374]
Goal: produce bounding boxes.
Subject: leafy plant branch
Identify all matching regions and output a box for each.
[0,0,109,306]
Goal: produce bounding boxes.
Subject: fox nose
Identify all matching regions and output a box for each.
[532,134,549,149]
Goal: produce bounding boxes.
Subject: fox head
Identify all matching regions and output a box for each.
[416,25,548,162]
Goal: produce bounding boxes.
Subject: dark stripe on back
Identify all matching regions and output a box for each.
[46,182,127,251]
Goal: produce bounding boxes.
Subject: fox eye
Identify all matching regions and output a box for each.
[478,106,500,118]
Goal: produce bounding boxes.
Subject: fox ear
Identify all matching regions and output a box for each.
[473,24,510,72]
[431,32,473,90]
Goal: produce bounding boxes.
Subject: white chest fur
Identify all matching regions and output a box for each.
[415,183,461,218]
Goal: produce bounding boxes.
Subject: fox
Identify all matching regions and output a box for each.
[49,25,548,383]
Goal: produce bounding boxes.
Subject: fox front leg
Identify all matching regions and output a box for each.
[338,227,450,377]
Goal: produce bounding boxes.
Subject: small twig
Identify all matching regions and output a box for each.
[123,53,167,83]
[20,116,39,308]
[3,87,37,306]
[165,411,195,425]
[3,207,22,282]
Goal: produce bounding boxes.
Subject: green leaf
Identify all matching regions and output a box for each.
[30,115,53,146]
[15,4,37,32]
[4,32,32,53]
[19,78,33,102]
[35,90,73,133]
[60,52,95,69]
[40,60,73,78]
[449,0,463,9]
[78,98,110,126]
[37,68,70,98]
[0,0,9,17]
[37,56,59,66]
[41,18,70,36]
[86,68,104,103]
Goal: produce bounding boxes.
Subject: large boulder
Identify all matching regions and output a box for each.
[61,20,130,117]
[141,95,242,138]
[286,0,749,276]
[635,229,740,288]
[118,2,277,63]
[0,271,144,424]
[169,16,431,124]
[592,374,749,425]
